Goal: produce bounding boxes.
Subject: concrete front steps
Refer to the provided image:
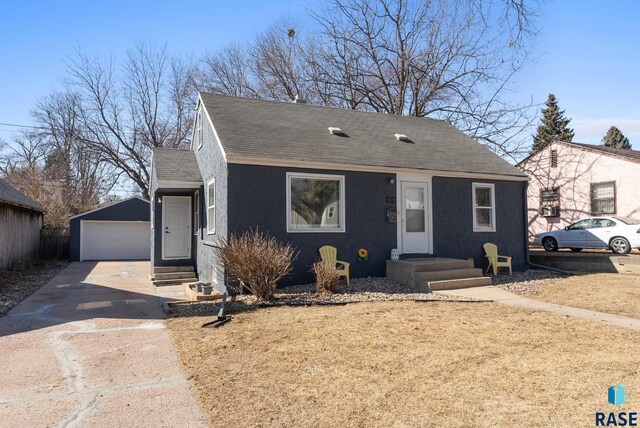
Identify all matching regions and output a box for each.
[151,266,197,286]
[387,257,491,291]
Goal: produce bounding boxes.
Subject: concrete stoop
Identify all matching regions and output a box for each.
[151,266,197,286]
[386,257,491,292]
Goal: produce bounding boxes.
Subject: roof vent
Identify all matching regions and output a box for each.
[293,95,306,104]
[328,127,344,135]
[394,133,410,142]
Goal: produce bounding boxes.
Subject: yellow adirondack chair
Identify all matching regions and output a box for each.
[319,245,350,286]
[483,243,512,275]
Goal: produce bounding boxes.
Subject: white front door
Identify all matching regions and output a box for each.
[401,181,430,254]
[162,196,191,259]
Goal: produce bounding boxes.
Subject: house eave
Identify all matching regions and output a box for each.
[156,180,203,189]
[225,155,530,182]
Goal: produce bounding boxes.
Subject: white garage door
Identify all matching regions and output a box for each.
[81,221,151,261]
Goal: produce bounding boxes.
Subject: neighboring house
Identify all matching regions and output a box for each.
[150,93,529,287]
[0,178,44,268]
[517,140,640,239]
[69,197,151,261]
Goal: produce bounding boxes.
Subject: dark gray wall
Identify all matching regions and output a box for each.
[70,197,150,261]
[431,177,527,271]
[227,164,397,286]
[191,107,228,287]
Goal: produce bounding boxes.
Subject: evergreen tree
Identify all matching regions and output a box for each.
[602,126,632,149]
[531,94,574,153]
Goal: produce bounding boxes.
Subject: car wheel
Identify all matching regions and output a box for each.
[610,237,631,254]
[542,237,558,252]
[570,248,583,252]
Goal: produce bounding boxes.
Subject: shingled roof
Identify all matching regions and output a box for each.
[0,178,44,212]
[152,148,202,184]
[199,93,527,179]
[566,141,640,162]
[517,140,640,167]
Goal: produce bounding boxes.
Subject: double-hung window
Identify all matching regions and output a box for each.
[591,182,615,215]
[472,183,496,232]
[206,179,215,234]
[197,108,203,150]
[287,172,345,232]
[194,190,200,235]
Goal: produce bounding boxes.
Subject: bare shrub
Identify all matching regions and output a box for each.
[214,229,296,301]
[312,262,341,294]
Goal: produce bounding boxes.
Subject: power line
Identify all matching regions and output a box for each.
[0,122,45,129]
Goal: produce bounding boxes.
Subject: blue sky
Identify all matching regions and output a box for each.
[1,0,639,148]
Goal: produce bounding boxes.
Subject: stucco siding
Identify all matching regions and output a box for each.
[0,203,42,268]
[227,164,397,286]
[192,107,228,286]
[431,177,528,271]
[519,142,640,238]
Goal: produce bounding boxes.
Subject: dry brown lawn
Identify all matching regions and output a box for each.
[168,301,640,427]
[530,273,640,319]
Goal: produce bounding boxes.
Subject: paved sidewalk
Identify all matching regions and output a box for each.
[436,286,640,331]
[0,261,207,428]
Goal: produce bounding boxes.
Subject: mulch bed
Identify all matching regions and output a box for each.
[0,261,68,317]
[167,276,482,317]
[492,268,565,294]
[168,269,569,317]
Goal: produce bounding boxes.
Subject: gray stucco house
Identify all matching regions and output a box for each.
[150,93,529,287]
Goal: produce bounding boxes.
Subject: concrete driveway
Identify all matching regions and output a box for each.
[0,261,207,427]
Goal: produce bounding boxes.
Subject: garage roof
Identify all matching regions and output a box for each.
[69,196,150,220]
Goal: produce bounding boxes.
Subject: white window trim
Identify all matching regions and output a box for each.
[472,182,496,232]
[286,172,346,233]
[194,190,200,236]
[206,178,215,235]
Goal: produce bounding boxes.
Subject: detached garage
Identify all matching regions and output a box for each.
[69,197,150,261]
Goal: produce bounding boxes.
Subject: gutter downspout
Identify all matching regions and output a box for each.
[522,180,572,276]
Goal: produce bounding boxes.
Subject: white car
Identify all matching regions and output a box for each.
[534,216,640,254]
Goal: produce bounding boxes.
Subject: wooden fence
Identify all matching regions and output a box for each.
[39,234,70,260]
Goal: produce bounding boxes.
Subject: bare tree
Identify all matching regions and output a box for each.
[0,91,119,230]
[198,19,312,103]
[252,19,312,101]
[310,0,537,160]
[198,0,539,160]
[33,91,116,213]
[66,43,196,197]
[0,131,71,230]
[198,44,259,98]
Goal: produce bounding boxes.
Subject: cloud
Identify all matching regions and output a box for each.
[571,117,640,144]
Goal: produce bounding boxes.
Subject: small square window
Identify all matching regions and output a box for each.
[541,189,559,203]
